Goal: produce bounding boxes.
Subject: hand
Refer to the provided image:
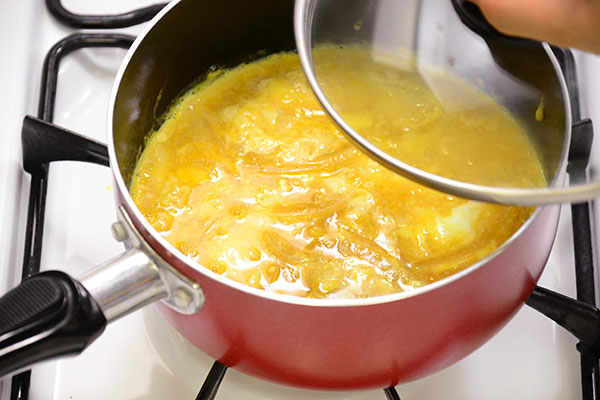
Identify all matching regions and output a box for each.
[470,0,600,54]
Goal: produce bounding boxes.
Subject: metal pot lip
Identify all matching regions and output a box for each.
[295,0,582,205]
[107,0,559,309]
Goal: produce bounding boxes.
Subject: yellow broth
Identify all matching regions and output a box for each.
[130,50,543,299]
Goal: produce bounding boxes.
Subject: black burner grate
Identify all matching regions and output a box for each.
[45,0,167,29]
[10,1,598,400]
[13,32,135,400]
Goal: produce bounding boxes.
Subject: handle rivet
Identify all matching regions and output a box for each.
[173,287,193,309]
[111,222,127,242]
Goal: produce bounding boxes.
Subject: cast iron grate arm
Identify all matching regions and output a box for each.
[193,361,402,400]
[12,32,135,400]
[45,0,167,29]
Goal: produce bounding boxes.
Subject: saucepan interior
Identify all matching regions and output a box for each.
[110,0,562,301]
[112,0,296,185]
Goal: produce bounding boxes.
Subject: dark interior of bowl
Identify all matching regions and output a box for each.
[112,0,296,185]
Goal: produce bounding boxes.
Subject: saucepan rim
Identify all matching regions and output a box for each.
[106,0,564,309]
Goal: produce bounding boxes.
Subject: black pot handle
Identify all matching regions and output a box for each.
[0,271,106,377]
[451,0,538,46]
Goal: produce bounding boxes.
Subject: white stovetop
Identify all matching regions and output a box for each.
[0,1,599,399]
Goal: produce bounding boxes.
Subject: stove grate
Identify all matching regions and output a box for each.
[12,32,135,400]
[45,0,166,29]
[195,362,228,400]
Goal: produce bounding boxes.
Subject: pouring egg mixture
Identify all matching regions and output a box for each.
[130,48,544,299]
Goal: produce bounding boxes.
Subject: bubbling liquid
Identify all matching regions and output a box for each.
[130,49,543,299]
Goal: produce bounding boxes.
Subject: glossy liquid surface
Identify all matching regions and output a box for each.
[130,50,542,299]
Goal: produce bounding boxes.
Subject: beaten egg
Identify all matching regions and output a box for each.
[130,48,543,299]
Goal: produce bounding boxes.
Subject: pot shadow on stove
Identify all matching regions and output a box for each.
[140,307,383,400]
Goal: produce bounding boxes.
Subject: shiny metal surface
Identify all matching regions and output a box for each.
[80,247,164,322]
[80,205,205,322]
[294,0,600,205]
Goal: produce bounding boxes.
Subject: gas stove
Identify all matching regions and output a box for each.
[0,1,599,399]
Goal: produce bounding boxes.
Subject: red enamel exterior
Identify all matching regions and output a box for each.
[107,0,567,390]
[122,201,559,389]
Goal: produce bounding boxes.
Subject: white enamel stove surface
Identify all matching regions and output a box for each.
[0,1,598,399]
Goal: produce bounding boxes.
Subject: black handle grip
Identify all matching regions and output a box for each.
[0,271,106,377]
[527,286,600,357]
[451,0,537,46]
[451,0,555,95]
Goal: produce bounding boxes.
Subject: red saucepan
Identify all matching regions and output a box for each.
[0,0,570,390]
